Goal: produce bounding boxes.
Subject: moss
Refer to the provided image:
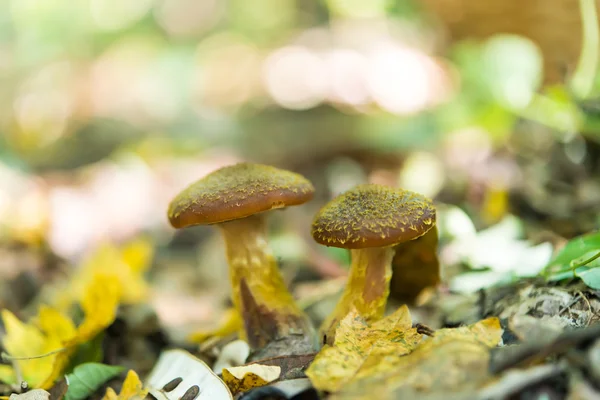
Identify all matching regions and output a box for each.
[312,184,436,249]
[168,163,314,228]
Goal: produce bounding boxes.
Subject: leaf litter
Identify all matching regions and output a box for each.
[308,312,502,399]
[2,220,600,400]
[306,306,423,393]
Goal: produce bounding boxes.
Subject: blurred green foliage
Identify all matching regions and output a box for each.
[0,0,583,171]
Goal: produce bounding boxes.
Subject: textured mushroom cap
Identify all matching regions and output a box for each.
[168,163,314,228]
[312,184,436,249]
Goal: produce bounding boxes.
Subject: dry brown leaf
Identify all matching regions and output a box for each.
[306,306,422,393]
[221,364,281,395]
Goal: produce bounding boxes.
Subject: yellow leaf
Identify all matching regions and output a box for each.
[334,317,503,399]
[77,273,121,342]
[121,237,154,275]
[41,273,122,388]
[0,307,76,388]
[37,306,77,344]
[222,365,281,394]
[1,271,124,389]
[482,187,508,225]
[188,308,243,344]
[102,370,147,400]
[0,365,16,383]
[103,388,118,400]
[54,239,153,310]
[306,306,422,393]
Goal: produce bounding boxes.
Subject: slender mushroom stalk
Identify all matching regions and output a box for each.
[329,247,395,325]
[168,163,317,357]
[219,214,310,347]
[312,184,436,343]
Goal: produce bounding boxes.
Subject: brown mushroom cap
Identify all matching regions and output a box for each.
[168,163,314,228]
[311,184,436,249]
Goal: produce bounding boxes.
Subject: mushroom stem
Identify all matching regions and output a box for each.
[219,214,313,351]
[321,246,394,342]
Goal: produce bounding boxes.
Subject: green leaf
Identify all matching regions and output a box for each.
[64,363,124,400]
[482,34,543,110]
[66,333,104,374]
[545,231,600,271]
[578,268,600,289]
[547,266,591,282]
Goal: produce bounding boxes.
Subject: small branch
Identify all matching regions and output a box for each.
[1,347,68,362]
[570,250,600,271]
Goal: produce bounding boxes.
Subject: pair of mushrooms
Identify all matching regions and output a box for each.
[168,163,436,354]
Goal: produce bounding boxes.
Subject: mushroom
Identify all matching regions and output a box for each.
[390,225,440,303]
[168,163,316,357]
[311,184,436,343]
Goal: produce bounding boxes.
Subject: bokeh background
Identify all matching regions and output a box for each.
[2,0,600,333]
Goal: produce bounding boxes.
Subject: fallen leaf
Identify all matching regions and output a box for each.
[54,240,153,311]
[212,340,250,372]
[102,370,147,400]
[0,366,14,385]
[65,363,124,400]
[577,267,600,289]
[76,274,121,343]
[247,353,316,381]
[508,315,563,345]
[47,377,69,400]
[334,318,503,399]
[8,390,50,400]
[41,273,122,388]
[188,308,242,344]
[145,349,232,400]
[0,306,76,387]
[306,306,422,393]
[1,245,139,388]
[269,378,313,399]
[222,364,281,394]
[120,238,154,276]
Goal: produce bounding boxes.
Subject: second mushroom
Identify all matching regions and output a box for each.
[312,184,436,343]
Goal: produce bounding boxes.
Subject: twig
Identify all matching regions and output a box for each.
[557,293,581,316]
[570,250,600,271]
[579,291,594,326]
[1,347,68,361]
[10,358,23,394]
